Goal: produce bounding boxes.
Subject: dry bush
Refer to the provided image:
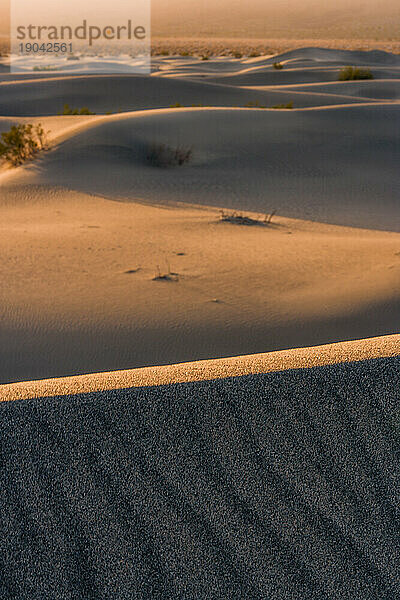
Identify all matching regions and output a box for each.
[147,143,193,167]
[338,66,373,80]
[0,123,49,167]
[219,210,276,226]
[245,100,266,109]
[271,101,293,109]
[153,261,179,282]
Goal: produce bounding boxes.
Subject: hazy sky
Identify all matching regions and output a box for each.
[1,0,399,38]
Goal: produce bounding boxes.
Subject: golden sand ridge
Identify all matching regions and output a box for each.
[1,334,398,402]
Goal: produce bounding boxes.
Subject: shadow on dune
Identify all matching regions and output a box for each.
[30,104,400,232]
[0,291,399,384]
[1,356,399,599]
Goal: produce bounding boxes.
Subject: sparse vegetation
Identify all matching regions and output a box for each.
[153,261,179,282]
[0,123,48,167]
[271,101,293,109]
[170,103,183,108]
[338,66,374,80]
[33,65,58,72]
[273,62,284,70]
[59,103,95,115]
[249,51,261,57]
[201,55,210,61]
[180,51,191,57]
[219,210,276,226]
[232,51,243,59]
[147,143,193,167]
[244,100,266,109]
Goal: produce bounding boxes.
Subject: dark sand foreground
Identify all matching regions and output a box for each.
[1,336,399,599]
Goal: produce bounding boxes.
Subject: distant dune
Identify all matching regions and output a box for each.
[3,104,398,231]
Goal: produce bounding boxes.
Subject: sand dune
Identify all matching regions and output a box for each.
[254,79,400,101]
[0,184,398,383]
[5,104,398,231]
[0,46,398,383]
[1,334,398,401]
[1,47,399,115]
[267,47,400,66]
[198,66,400,87]
[0,72,377,116]
[1,336,399,599]
[0,46,399,597]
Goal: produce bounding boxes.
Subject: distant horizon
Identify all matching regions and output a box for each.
[1,0,399,40]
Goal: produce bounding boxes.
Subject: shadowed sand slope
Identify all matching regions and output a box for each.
[264,79,400,101]
[13,104,400,231]
[0,73,377,115]
[0,187,398,383]
[1,48,400,114]
[1,337,399,599]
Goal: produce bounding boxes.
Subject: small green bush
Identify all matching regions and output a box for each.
[0,123,48,167]
[338,66,373,81]
[244,100,266,109]
[33,65,57,72]
[59,103,95,115]
[271,101,293,109]
[273,62,284,70]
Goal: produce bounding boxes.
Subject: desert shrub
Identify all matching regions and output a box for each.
[338,66,373,80]
[0,123,48,167]
[219,210,276,226]
[249,51,261,57]
[153,261,179,281]
[159,50,170,56]
[170,103,183,108]
[180,51,191,57]
[59,103,95,115]
[245,100,266,109]
[232,51,243,59]
[271,101,293,109]
[33,65,57,72]
[147,143,193,167]
[273,62,284,70]
[201,55,209,61]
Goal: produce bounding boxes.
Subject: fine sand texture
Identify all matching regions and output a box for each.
[0,47,399,383]
[1,336,399,599]
[0,186,399,383]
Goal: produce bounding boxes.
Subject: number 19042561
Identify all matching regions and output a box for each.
[19,43,73,53]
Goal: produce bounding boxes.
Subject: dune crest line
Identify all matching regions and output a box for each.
[1,334,398,402]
